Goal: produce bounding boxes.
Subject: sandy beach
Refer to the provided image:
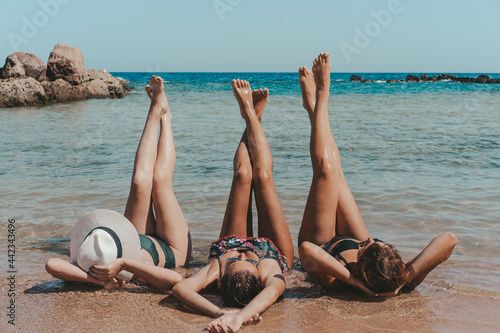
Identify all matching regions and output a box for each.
[4,240,500,333]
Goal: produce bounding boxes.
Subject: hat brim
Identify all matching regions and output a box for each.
[70,209,141,281]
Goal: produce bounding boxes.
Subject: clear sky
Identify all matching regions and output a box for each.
[1,0,499,72]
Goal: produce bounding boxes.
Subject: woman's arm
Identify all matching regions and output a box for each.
[298,241,374,294]
[91,258,182,291]
[404,232,457,288]
[45,258,120,288]
[172,261,222,317]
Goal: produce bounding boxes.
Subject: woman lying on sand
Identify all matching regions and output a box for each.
[297,53,457,296]
[173,79,294,333]
[45,76,191,290]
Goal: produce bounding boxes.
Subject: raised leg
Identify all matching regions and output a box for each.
[232,80,294,267]
[152,95,191,266]
[219,131,254,238]
[219,89,267,238]
[298,54,369,247]
[124,76,168,234]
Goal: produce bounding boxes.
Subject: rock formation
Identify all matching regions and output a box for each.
[350,74,363,82]
[406,74,420,82]
[348,73,500,84]
[0,44,130,107]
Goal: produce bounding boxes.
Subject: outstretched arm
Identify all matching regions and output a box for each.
[299,241,374,295]
[404,232,457,288]
[45,258,120,288]
[172,261,222,317]
[91,258,182,291]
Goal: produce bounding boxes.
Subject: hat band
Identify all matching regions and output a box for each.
[84,226,123,258]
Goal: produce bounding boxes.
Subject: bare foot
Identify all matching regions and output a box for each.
[312,53,331,98]
[299,66,316,119]
[252,88,269,122]
[145,85,153,100]
[232,79,256,121]
[149,76,169,117]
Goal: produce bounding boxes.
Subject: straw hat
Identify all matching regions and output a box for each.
[70,209,141,281]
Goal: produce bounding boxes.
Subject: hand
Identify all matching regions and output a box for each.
[208,312,260,333]
[89,258,124,281]
[215,310,261,326]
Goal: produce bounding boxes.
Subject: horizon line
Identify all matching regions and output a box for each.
[109,71,500,74]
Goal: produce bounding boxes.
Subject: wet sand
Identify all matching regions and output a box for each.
[3,246,500,333]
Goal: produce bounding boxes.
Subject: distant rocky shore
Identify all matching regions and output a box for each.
[0,44,131,107]
[350,74,500,83]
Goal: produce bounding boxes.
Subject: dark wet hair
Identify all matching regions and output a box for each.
[218,270,263,307]
[352,243,406,294]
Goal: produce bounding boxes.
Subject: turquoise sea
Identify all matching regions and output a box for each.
[1,72,500,292]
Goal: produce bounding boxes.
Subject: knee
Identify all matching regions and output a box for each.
[152,168,172,189]
[313,158,339,180]
[252,166,273,187]
[131,171,153,195]
[233,163,253,185]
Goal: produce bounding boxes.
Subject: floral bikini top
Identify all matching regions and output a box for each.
[209,235,289,273]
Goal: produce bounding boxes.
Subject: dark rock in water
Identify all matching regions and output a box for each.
[396,79,404,83]
[421,74,428,81]
[476,75,490,83]
[0,43,130,107]
[455,77,476,83]
[350,74,363,82]
[13,52,46,81]
[0,77,46,107]
[362,79,372,83]
[438,74,450,81]
[406,75,420,82]
[1,54,25,78]
[427,76,438,82]
[386,79,396,83]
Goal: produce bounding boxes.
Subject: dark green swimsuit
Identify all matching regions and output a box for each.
[139,235,175,269]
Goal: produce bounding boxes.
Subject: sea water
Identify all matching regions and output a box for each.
[1,72,499,292]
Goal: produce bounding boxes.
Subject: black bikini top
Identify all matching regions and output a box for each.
[325,237,384,271]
